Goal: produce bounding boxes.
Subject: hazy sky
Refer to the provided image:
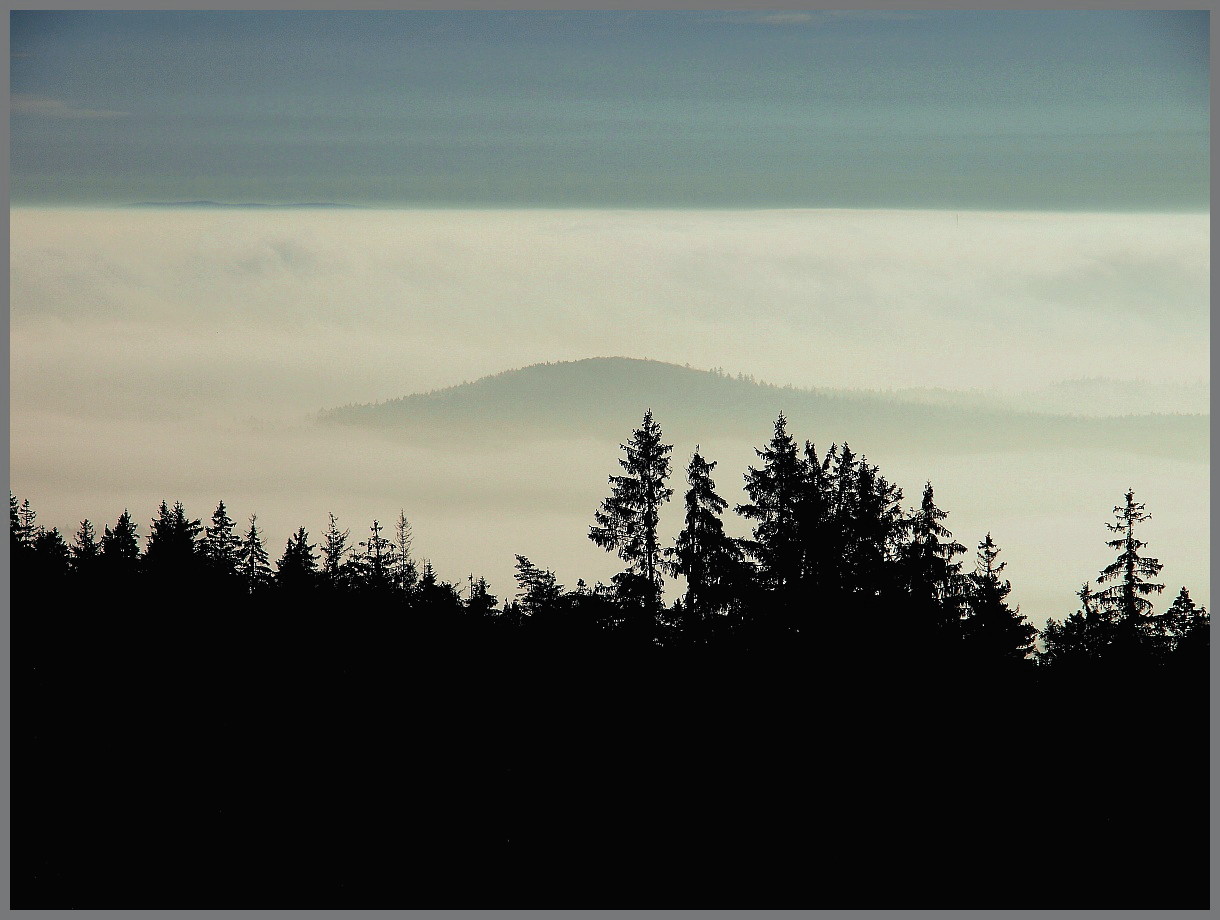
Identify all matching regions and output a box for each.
[7,11,1210,624]
[10,10,1209,209]
[9,208,1210,623]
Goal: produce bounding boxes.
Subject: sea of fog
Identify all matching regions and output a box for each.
[10,207,1209,626]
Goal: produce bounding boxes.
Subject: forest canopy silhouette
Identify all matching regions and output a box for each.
[18,407,1209,908]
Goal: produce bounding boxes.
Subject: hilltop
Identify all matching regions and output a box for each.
[320,357,1207,461]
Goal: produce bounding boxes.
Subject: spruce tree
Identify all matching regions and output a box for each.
[465,576,499,618]
[393,510,419,595]
[320,513,351,590]
[201,501,242,579]
[962,533,1036,663]
[70,520,102,579]
[736,414,805,594]
[144,500,202,577]
[1161,586,1208,650]
[32,527,72,582]
[589,409,673,624]
[238,514,273,594]
[101,510,141,577]
[903,482,967,640]
[415,560,463,619]
[1038,583,1111,667]
[513,555,564,618]
[275,527,318,594]
[356,519,395,593]
[10,493,30,563]
[667,448,745,640]
[18,498,37,544]
[1093,490,1164,654]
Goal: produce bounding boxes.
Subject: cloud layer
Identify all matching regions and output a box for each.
[10,208,1209,624]
[11,94,129,119]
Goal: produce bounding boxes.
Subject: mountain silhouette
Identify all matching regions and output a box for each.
[320,357,1207,460]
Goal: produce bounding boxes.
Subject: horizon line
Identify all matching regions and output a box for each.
[9,201,1212,217]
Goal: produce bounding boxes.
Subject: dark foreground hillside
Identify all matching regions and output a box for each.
[21,593,1208,909]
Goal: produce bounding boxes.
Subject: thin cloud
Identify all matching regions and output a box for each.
[11,94,129,119]
[757,12,816,25]
[708,10,925,26]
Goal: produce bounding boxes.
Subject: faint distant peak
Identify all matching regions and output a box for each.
[127,200,363,210]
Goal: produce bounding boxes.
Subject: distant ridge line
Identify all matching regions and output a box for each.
[324,357,1209,421]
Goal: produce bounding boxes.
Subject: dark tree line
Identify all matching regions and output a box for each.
[11,410,1207,671]
[16,409,1209,909]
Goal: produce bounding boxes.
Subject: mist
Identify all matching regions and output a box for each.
[10,207,1209,625]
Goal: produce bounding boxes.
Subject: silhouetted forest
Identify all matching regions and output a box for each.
[18,410,1209,908]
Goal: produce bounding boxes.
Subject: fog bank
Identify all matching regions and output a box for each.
[10,208,1209,624]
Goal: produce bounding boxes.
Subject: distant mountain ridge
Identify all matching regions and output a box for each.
[321,358,1207,462]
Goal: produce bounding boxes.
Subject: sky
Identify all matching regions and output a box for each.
[10,10,1210,209]
[9,208,1210,624]
[7,11,1211,623]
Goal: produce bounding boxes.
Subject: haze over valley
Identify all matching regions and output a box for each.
[11,208,1209,628]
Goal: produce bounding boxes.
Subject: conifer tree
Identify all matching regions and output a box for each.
[1161,586,1208,650]
[393,510,419,595]
[201,501,242,578]
[590,409,673,620]
[101,510,141,573]
[275,527,318,594]
[32,527,72,581]
[962,533,1036,662]
[144,500,202,576]
[737,414,805,594]
[320,513,351,590]
[356,519,395,593]
[414,560,462,618]
[15,498,38,552]
[1038,583,1111,666]
[1093,490,1164,650]
[513,555,564,618]
[238,514,273,594]
[903,482,967,637]
[10,493,29,562]
[465,576,499,618]
[667,448,745,639]
[71,520,102,579]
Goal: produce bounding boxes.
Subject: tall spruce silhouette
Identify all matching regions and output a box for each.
[962,533,1036,663]
[144,500,202,580]
[737,414,805,598]
[70,519,102,579]
[238,514,273,594]
[589,409,673,632]
[320,512,351,590]
[101,509,141,576]
[276,527,319,595]
[1093,490,1164,656]
[902,482,967,644]
[667,447,745,641]
[355,519,395,593]
[393,510,419,595]
[201,501,242,582]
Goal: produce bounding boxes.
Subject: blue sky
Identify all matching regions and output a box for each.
[10,10,1210,209]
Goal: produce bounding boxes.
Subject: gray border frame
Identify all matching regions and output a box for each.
[4,1,1213,917]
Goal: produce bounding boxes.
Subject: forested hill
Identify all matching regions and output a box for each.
[320,357,1207,460]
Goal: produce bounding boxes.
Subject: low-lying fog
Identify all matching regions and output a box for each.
[11,208,1209,626]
